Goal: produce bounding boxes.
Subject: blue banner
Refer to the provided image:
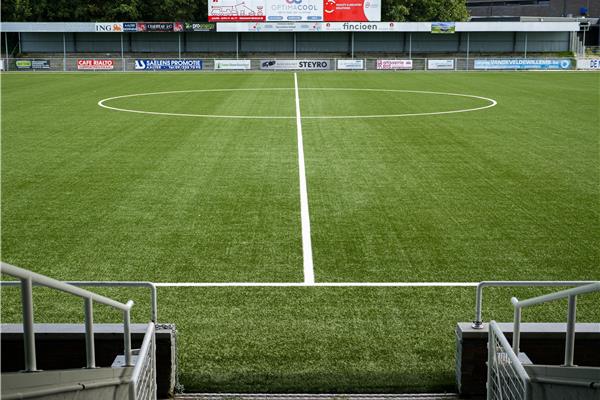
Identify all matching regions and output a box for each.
[134,59,203,70]
[474,59,572,70]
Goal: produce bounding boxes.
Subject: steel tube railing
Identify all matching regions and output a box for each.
[510,282,600,368]
[0,262,135,373]
[20,277,37,372]
[472,281,595,329]
[84,297,96,368]
[1,280,158,322]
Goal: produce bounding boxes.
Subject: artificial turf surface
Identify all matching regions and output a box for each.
[1,71,599,392]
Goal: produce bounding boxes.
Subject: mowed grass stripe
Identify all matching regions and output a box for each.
[1,73,303,282]
[298,72,599,282]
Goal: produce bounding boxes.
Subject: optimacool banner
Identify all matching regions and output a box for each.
[474,59,572,70]
[323,0,381,22]
[134,59,203,70]
[260,59,331,70]
[267,0,323,21]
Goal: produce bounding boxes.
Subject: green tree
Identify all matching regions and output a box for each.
[384,0,469,22]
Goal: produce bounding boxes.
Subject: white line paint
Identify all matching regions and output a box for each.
[153,282,478,287]
[295,73,315,284]
[97,88,497,119]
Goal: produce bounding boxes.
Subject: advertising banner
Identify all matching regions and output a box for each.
[260,59,331,70]
[0,60,4,71]
[427,59,454,70]
[95,23,123,32]
[123,22,137,32]
[16,60,32,69]
[324,0,381,22]
[267,0,323,21]
[215,59,252,70]
[577,59,600,70]
[431,22,455,34]
[77,59,114,70]
[184,22,217,32]
[474,59,572,70]
[337,59,364,70]
[135,59,203,70]
[376,59,412,70]
[136,22,180,32]
[209,0,266,21]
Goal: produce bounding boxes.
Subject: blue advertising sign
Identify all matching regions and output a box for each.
[123,22,137,32]
[134,59,203,70]
[474,59,572,70]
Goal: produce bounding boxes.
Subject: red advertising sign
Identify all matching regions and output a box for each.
[77,59,115,70]
[323,0,381,21]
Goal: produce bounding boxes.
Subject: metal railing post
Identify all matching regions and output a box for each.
[123,301,134,366]
[564,294,577,367]
[84,297,96,368]
[21,277,37,372]
[511,297,521,355]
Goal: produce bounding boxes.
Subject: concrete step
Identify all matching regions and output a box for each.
[175,394,460,400]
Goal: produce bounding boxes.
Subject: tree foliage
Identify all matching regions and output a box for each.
[1,0,468,22]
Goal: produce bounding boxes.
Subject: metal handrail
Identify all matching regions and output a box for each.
[0,280,158,322]
[472,281,595,329]
[129,322,157,399]
[510,282,600,367]
[0,262,135,371]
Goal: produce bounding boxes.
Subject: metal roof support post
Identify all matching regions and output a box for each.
[351,32,354,59]
[563,295,577,367]
[121,33,125,71]
[524,32,528,58]
[294,32,297,59]
[63,33,67,71]
[466,32,470,71]
[84,297,96,368]
[4,32,9,71]
[236,33,239,59]
[178,32,182,59]
[21,277,37,372]
[409,32,412,59]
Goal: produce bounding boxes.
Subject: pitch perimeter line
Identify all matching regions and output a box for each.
[154,282,478,287]
[295,73,315,284]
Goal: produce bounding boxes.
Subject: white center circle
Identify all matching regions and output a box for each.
[98,88,497,119]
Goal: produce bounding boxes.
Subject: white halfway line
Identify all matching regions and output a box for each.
[295,73,315,285]
[153,282,478,287]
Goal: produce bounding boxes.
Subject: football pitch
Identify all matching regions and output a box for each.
[1,71,599,393]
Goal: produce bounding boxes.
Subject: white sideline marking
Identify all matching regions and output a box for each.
[295,73,315,285]
[97,88,497,119]
[154,282,478,287]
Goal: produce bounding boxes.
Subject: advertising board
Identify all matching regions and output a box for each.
[135,59,203,70]
[431,22,455,34]
[95,23,123,32]
[267,0,323,21]
[427,59,454,70]
[136,22,179,32]
[337,59,364,70]
[16,60,32,69]
[214,59,252,70]
[0,60,4,71]
[184,22,217,32]
[209,0,266,21]
[77,59,114,70]
[376,59,412,70]
[324,0,381,22]
[260,59,331,70]
[474,59,571,70]
[123,22,138,32]
[577,59,600,70]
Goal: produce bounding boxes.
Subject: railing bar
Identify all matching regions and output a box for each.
[512,299,521,355]
[20,277,37,372]
[84,297,96,369]
[514,282,599,308]
[123,306,133,367]
[564,294,577,367]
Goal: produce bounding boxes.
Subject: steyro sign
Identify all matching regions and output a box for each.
[260,59,330,70]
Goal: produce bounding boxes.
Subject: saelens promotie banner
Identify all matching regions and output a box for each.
[209,0,380,22]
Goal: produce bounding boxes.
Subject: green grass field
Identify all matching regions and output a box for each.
[1,71,599,393]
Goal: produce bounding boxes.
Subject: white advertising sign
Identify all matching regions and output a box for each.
[209,0,266,21]
[427,59,455,70]
[95,22,124,32]
[260,59,331,70]
[577,59,600,70]
[215,59,252,70]
[216,21,431,32]
[0,60,4,71]
[267,0,323,21]
[337,59,364,70]
[376,59,412,70]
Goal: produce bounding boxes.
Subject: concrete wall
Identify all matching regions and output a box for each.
[19,31,572,54]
